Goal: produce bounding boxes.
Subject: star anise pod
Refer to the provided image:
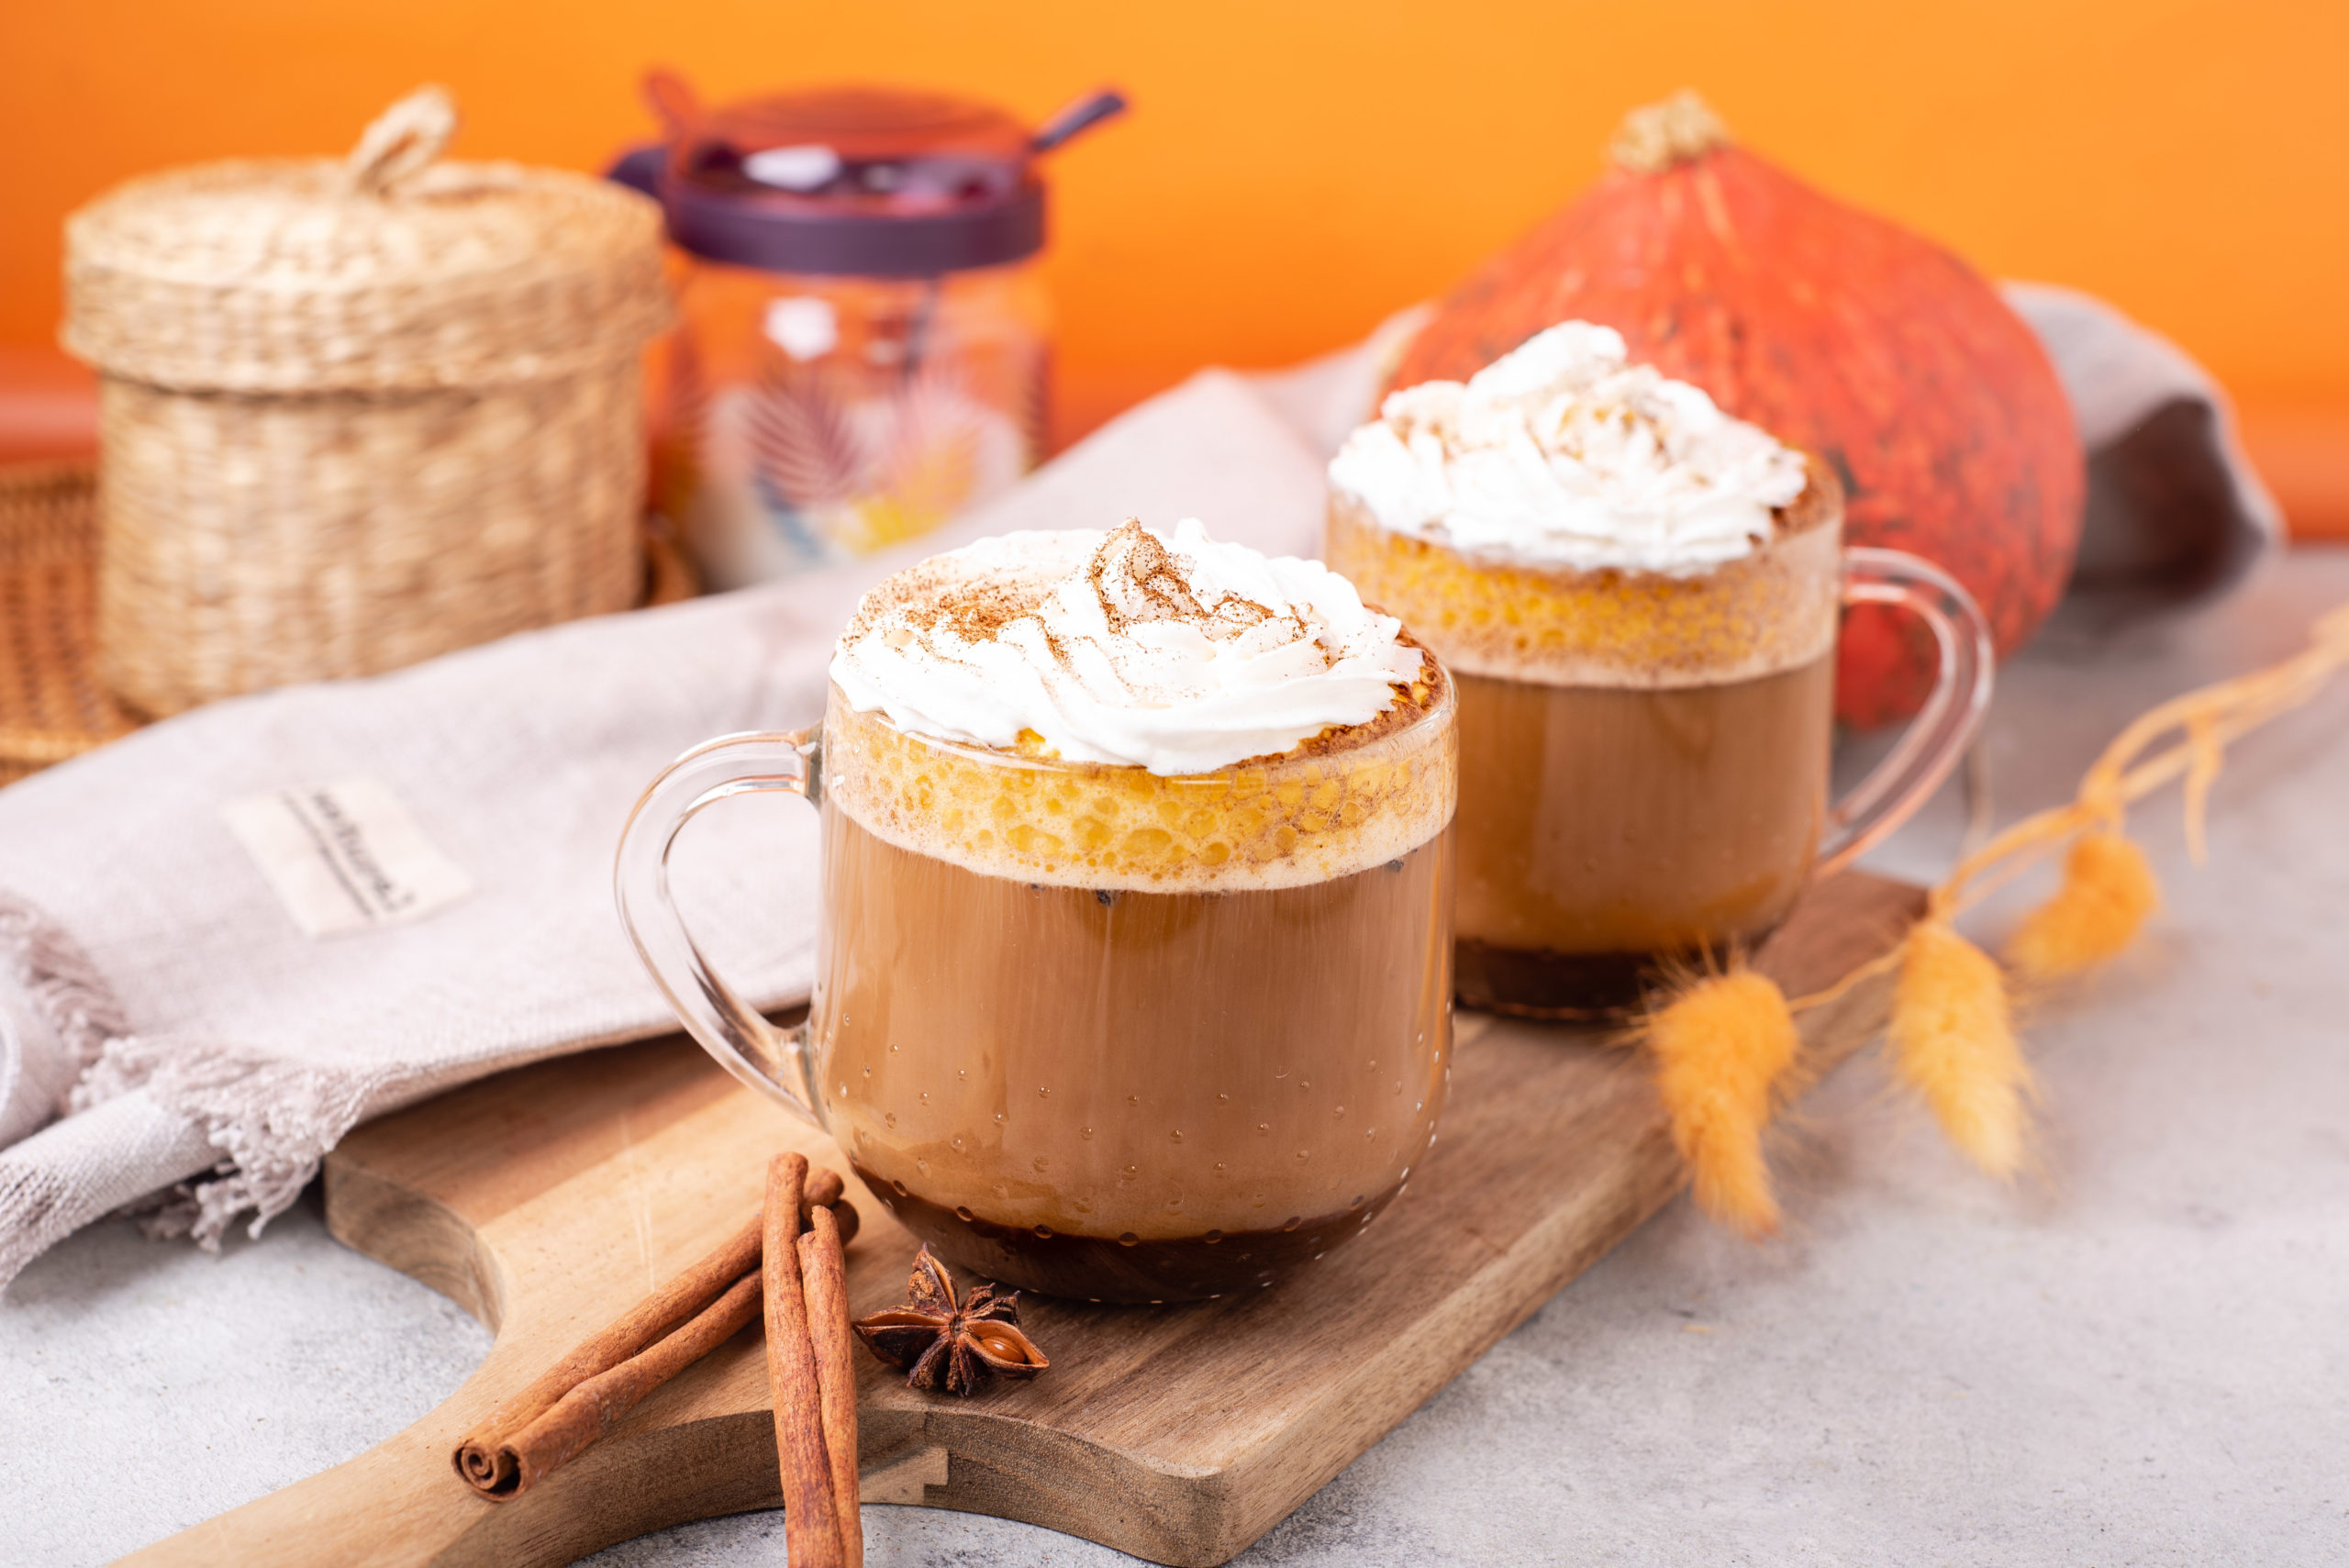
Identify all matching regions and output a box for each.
[852,1245,1051,1396]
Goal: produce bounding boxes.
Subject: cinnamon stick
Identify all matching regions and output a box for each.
[798,1167,863,1244]
[798,1165,840,1209]
[453,1170,857,1499]
[798,1205,863,1568]
[764,1153,845,1568]
[453,1209,761,1496]
[476,1269,763,1496]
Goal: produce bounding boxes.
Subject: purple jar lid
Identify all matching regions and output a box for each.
[610,80,1125,279]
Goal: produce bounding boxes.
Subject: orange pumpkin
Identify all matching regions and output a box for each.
[1390,94,2083,728]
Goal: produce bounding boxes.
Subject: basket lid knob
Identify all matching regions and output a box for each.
[345,85,462,198]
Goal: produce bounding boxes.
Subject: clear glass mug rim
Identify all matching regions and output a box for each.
[614,547,1987,1121]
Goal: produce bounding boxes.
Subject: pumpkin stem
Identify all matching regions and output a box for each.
[1609,90,1731,173]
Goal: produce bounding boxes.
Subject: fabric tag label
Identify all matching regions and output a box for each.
[222,778,474,938]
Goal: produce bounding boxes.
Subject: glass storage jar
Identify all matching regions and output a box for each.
[613,78,1123,587]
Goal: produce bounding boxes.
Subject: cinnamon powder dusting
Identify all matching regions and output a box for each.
[903,521,1310,688]
[1092,521,1208,630]
[1086,519,1292,647]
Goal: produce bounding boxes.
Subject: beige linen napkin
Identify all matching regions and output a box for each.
[0,296,2275,1288]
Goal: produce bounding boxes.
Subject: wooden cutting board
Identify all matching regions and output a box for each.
[125,871,1923,1568]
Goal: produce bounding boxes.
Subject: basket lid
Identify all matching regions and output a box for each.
[608,75,1126,277]
[61,88,671,394]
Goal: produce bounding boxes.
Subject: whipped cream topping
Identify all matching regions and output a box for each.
[1327,322,1809,575]
[830,519,1428,775]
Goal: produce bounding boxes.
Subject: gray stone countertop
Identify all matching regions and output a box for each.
[7,553,2347,1567]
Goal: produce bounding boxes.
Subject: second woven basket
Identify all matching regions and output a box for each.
[61,87,672,717]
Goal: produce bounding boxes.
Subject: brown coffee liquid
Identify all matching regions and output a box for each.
[1452,654,1836,1017]
[815,809,1454,1302]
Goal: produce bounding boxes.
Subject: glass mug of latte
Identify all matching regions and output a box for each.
[1327,323,1992,1018]
[617,521,1458,1301]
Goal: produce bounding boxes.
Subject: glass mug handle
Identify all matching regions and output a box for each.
[1816,547,1998,877]
[613,729,825,1125]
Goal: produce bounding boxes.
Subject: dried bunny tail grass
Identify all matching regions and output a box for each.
[1629,599,2349,1236]
[1888,921,2032,1179]
[1635,965,1800,1237]
[2003,830,2161,983]
[1932,598,2349,946]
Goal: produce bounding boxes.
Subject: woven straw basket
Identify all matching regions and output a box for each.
[0,464,136,784]
[61,88,671,716]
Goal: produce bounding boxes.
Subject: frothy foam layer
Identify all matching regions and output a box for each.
[1325,465,1841,690]
[1327,322,1810,575]
[821,668,1455,893]
[829,520,1427,776]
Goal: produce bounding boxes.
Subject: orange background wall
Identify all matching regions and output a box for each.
[5,1,2346,515]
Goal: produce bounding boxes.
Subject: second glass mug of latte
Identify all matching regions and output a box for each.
[615,569,1459,1302]
[1328,456,1993,1018]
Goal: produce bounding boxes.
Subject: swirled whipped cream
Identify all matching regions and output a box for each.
[829,518,1427,775]
[1328,321,1809,575]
